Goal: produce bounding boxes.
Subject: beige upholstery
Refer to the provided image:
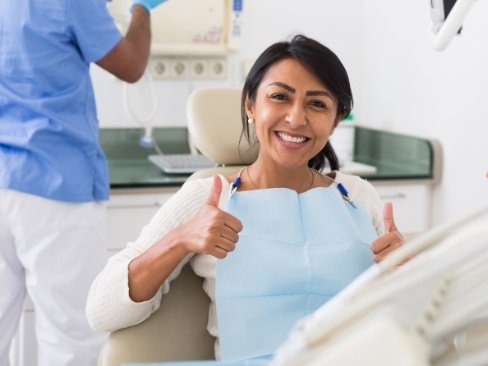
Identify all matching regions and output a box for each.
[98,88,255,366]
[186,87,258,167]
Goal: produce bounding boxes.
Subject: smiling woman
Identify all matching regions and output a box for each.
[241,58,339,192]
[86,34,406,365]
[240,35,353,175]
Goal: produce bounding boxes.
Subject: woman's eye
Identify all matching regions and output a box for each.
[310,100,326,109]
[270,93,287,101]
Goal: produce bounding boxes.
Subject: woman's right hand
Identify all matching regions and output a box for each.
[177,175,243,258]
[128,175,242,302]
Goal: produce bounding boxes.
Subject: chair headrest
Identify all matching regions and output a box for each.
[186,88,258,166]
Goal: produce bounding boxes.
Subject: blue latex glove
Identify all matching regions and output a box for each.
[131,0,167,12]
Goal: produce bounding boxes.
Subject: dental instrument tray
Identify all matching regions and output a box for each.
[148,154,215,174]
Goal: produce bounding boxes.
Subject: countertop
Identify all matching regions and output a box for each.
[100,127,441,190]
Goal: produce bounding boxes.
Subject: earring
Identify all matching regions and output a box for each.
[247,117,254,124]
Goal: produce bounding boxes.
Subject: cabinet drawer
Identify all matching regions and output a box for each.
[372,183,432,235]
[106,206,161,250]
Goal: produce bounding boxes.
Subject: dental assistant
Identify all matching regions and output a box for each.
[86,35,405,363]
[0,0,168,365]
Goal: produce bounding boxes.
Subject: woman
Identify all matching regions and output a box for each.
[86,35,404,363]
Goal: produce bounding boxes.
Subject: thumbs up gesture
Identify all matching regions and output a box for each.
[179,175,243,259]
[371,202,405,263]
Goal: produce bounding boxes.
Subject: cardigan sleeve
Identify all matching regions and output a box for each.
[86,177,215,332]
[335,171,384,236]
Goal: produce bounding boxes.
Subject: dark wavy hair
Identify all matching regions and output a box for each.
[241,34,353,171]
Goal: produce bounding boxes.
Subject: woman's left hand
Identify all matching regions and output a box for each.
[371,202,405,263]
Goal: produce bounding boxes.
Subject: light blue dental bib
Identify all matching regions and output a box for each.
[216,187,378,361]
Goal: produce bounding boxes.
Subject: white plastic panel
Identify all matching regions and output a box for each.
[108,0,231,55]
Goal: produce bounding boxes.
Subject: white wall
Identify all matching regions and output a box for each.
[92,0,488,225]
[355,0,488,225]
[92,0,364,128]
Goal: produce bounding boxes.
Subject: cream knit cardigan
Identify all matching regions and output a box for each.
[86,171,384,355]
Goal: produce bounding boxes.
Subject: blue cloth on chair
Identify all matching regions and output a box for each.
[216,187,377,362]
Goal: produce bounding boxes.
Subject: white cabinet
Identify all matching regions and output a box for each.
[372,181,433,236]
[9,187,178,366]
[105,188,177,254]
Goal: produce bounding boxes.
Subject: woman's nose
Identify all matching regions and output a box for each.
[285,104,307,127]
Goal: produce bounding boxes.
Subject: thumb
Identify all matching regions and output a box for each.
[206,175,223,207]
[383,201,397,233]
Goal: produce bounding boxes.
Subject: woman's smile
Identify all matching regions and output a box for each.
[275,131,310,148]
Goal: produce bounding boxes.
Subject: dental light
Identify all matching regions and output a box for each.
[429,0,479,50]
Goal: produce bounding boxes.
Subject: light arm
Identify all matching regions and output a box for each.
[429,0,479,51]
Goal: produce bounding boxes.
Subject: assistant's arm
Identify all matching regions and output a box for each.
[96,5,151,83]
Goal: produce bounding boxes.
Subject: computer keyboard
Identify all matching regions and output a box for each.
[148,154,215,174]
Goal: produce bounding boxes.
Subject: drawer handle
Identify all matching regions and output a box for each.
[380,193,407,199]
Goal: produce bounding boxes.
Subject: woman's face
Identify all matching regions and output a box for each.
[246,58,339,170]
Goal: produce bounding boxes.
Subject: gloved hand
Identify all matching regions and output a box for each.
[131,0,168,13]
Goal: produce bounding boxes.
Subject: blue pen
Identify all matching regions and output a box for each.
[229,167,246,198]
[229,176,241,198]
[337,182,356,208]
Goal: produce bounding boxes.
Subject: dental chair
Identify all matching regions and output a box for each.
[186,87,258,180]
[97,87,257,366]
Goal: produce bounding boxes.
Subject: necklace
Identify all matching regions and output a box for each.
[313,169,356,208]
[314,169,335,186]
[230,167,356,208]
[245,166,315,193]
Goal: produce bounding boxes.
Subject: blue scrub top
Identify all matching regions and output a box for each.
[0,0,122,202]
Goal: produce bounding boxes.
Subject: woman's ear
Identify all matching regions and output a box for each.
[244,95,254,119]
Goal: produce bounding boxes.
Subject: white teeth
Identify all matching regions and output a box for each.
[277,131,307,143]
